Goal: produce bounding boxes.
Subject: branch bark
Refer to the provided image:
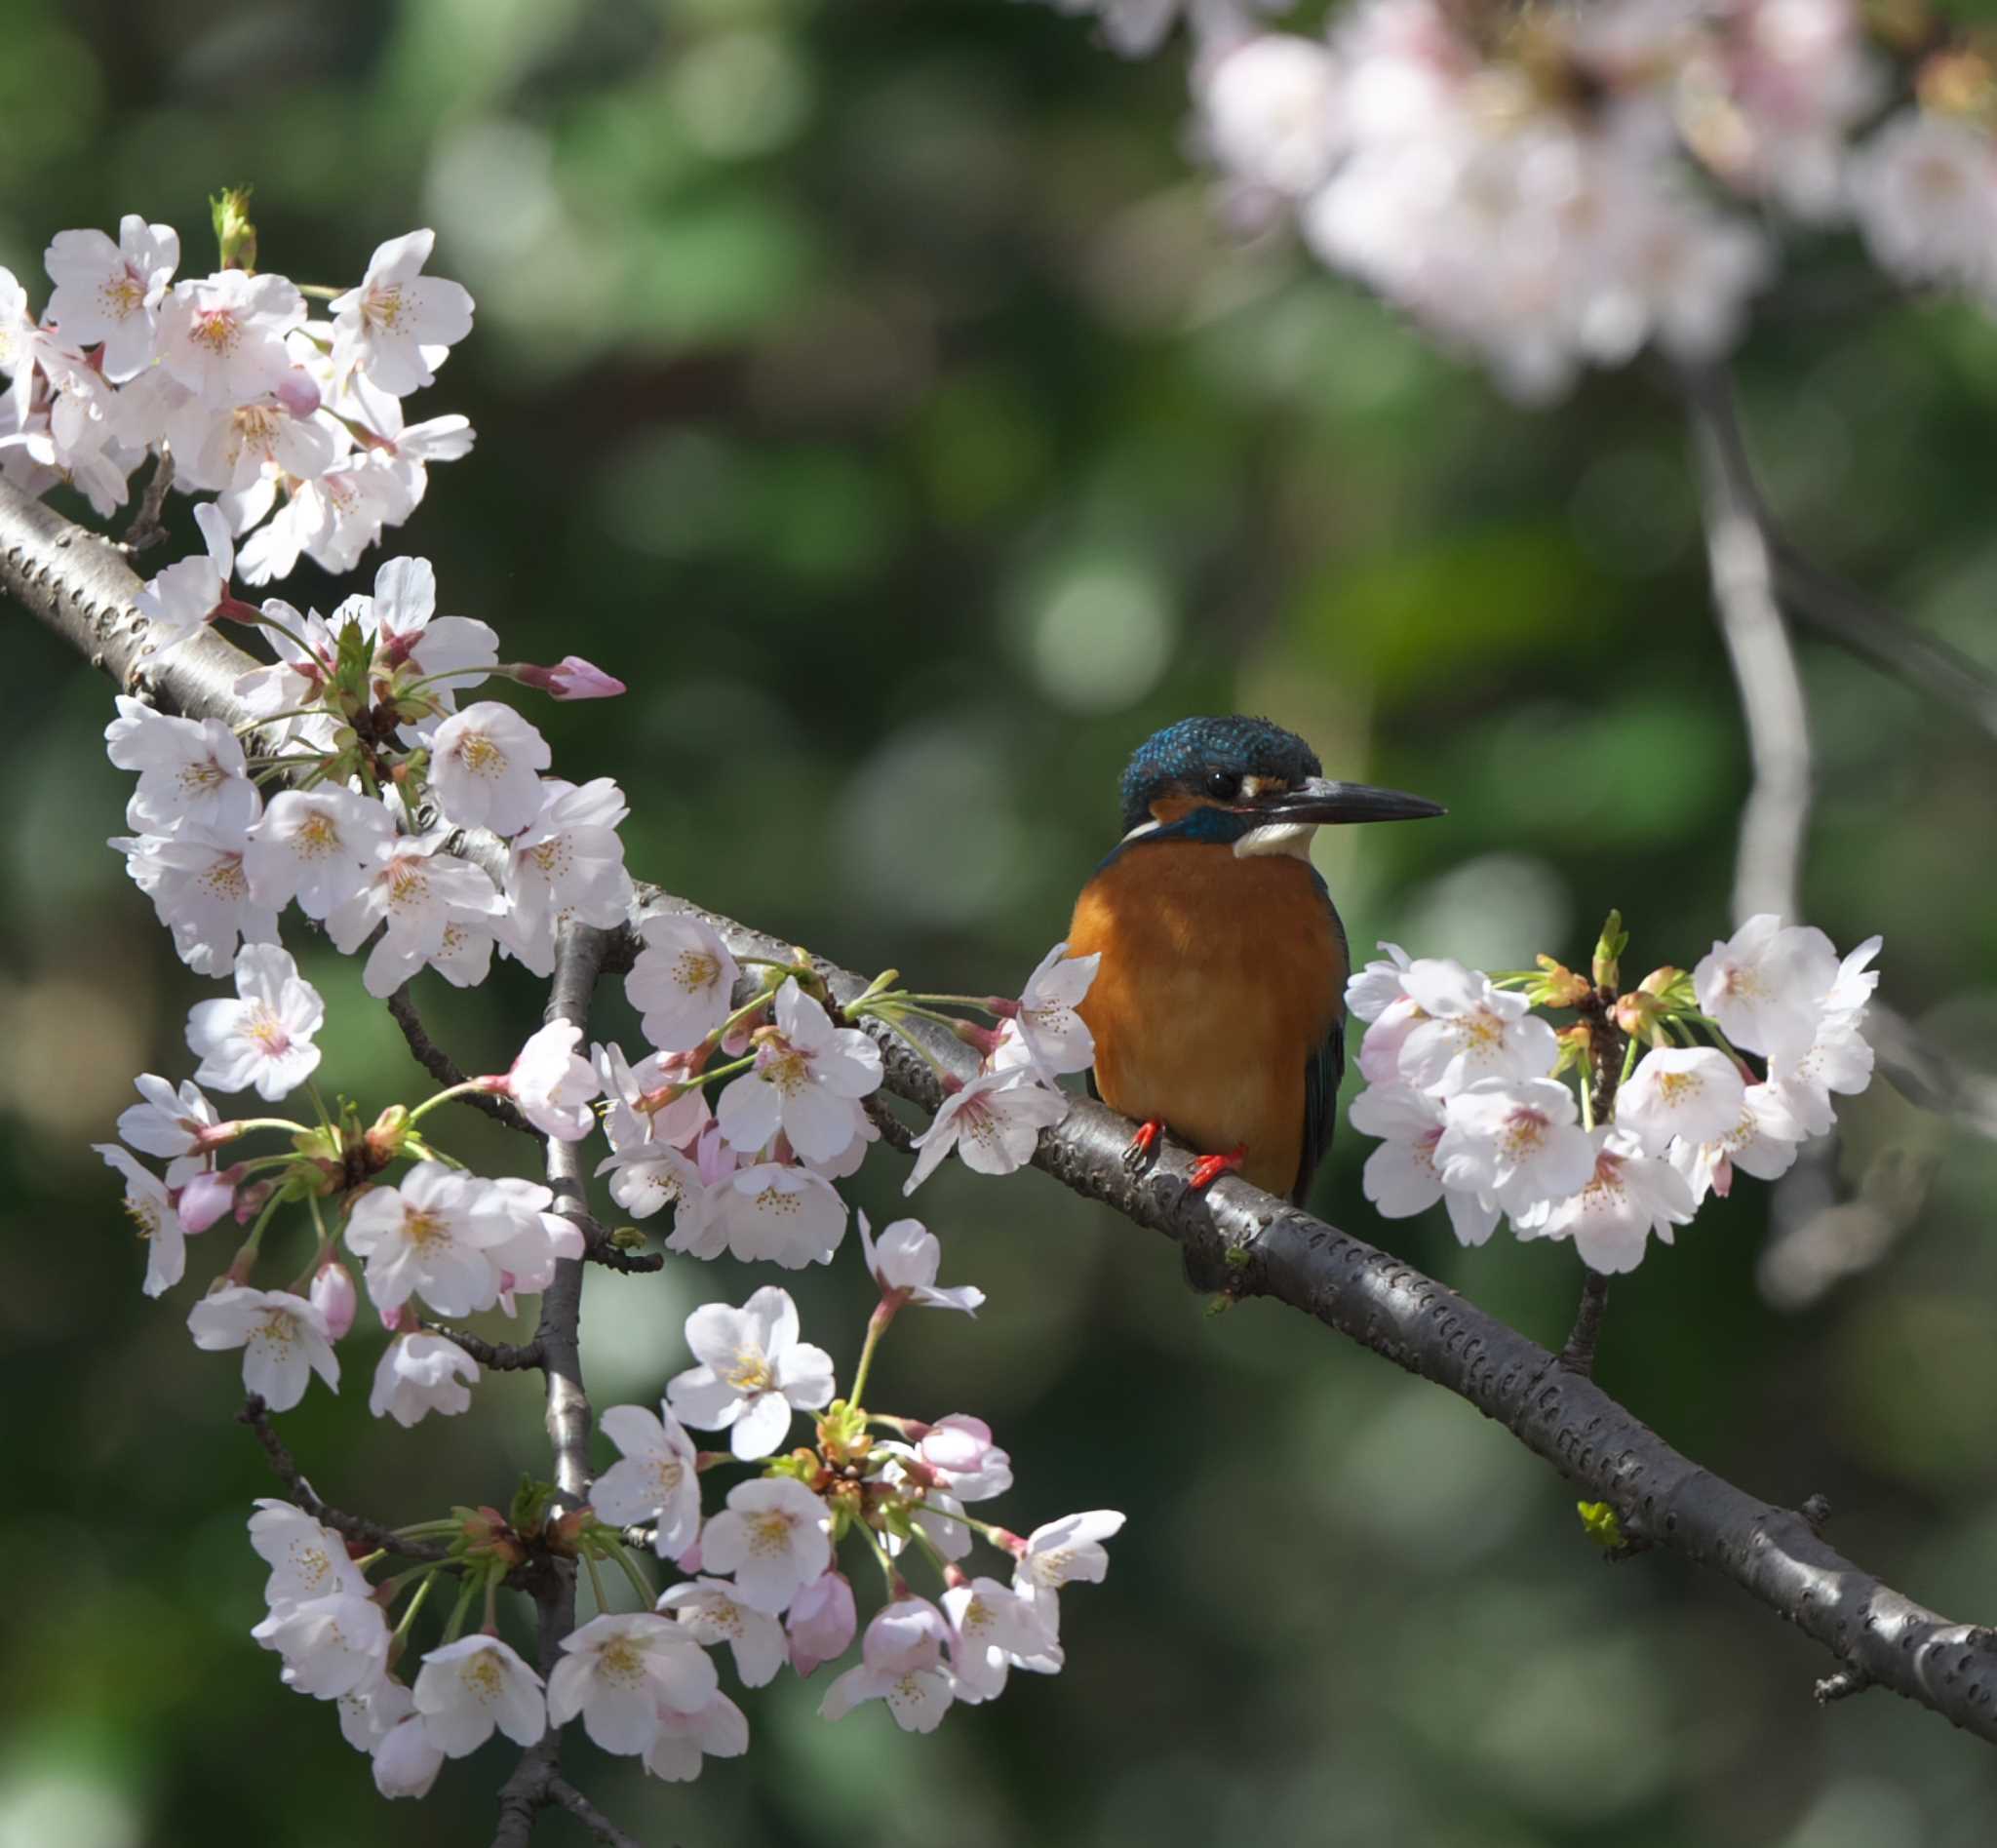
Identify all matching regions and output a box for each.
[13,476,1997,1753]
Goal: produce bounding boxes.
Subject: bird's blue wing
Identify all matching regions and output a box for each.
[1296,1020,1343,1207]
[1295,867,1349,1205]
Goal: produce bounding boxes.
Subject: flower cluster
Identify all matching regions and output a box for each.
[107,550,630,984]
[0,199,473,575]
[1056,0,1997,399]
[239,1254,1121,1798]
[1348,913,1880,1275]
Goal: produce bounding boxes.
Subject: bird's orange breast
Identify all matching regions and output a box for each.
[1066,842,1347,1198]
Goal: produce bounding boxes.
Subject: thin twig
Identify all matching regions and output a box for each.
[1684,363,1813,927]
[237,1396,448,1560]
[421,1320,545,1370]
[386,983,538,1137]
[546,1777,646,1848]
[118,447,175,557]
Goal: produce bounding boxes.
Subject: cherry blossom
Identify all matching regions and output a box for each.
[115,1073,223,1177]
[343,1161,512,1317]
[187,1286,340,1410]
[411,1635,545,1756]
[916,1415,1015,1503]
[1003,943,1100,1078]
[372,1712,445,1799]
[903,1069,1071,1195]
[1434,1077,1597,1222]
[1515,1127,1697,1275]
[248,1500,371,1611]
[330,229,475,398]
[1393,962,1562,1095]
[1850,111,1997,300]
[643,1693,750,1782]
[243,787,396,921]
[310,1259,358,1341]
[820,1598,957,1733]
[1344,941,1415,1024]
[658,1579,788,1687]
[627,913,741,1053]
[595,1041,713,1152]
[428,700,551,837]
[185,941,326,1101]
[1012,1510,1125,1644]
[104,693,257,834]
[666,1285,836,1460]
[857,1212,985,1314]
[715,978,882,1165]
[156,269,304,401]
[592,1402,703,1558]
[1669,1082,1805,1205]
[945,1577,1059,1702]
[500,778,633,976]
[1347,1081,1500,1246]
[361,554,497,720]
[714,1162,847,1270]
[488,1020,601,1141]
[1693,913,1839,1065]
[370,1332,480,1427]
[545,1613,718,1756]
[114,820,280,977]
[1614,1046,1747,1157]
[324,828,505,999]
[698,1476,834,1614]
[95,1141,190,1296]
[251,1590,389,1699]
[42,216,178,381]
[1199,31,1346,200]
[517,656,627,700]
[785,1570,856,1676]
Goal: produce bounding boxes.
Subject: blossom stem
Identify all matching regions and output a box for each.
[294,281,343,300]
[226,1184,290,1279]
[582,1550,612,1618]
[904,1521,956,1584]
[286,1191,335,1295]
[604,1538,656,1608]
[707,984,780,1044]
[226,1118,311,1139]
[391,1568,440,1646]
[846,1300,897,1413]
[687,1052,759,1090]
[241,607,319,658]
[857,1519,906,1602]
[1580,1073,1595,1132]
[232,703,333,733]
[1619,1035,1642,1086]
[406,1081,484,1128]
[896,1500,1014,1550]
[895,993,1004,1015]
[482,1566,500,1634]
[441,1563,480,1645]
[865,1010,953,1085]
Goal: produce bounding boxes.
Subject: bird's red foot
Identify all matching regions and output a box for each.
[1188,1145,1247,1192]
[1122,1119,1164,1176]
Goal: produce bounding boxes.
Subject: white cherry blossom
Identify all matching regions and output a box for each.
[658,1579,787,1687]
[716,1162,847,1270]
[1394,961,1562,1095]
[251,1590,389,1699]
[243,787,396,920]
[1005,942,1100,1077]
[114,819,279,976]
[248,1500,371,1612]
[343,1161,511,1317]
[627,914,741,1053]
[1515,1126,1697,1275]
[1670,1082,1805,1204]
[428,700,551,837]
[546,1612,718,1756]
[156,269,304,400]
[1348,1081,1500,1246]
[643,1692,749,1782]
[490,1020,601,1141]
[1693,913,1839,1065]
[187,1286,339,1410]
[666,1285,836,1459]
[716,978,881,1164]
[501,778,633,975]
[1345,941,1415,1023]
[1200,31,1346,199]
[104,693,257,834]
[1434,1077,1596,1221]
[372,1711,445,1798]
[945,1577,1059,1702]
[857,1212,985,1313]
[698,1476,834,1615]
[412,1635,545,1756]
[1614,1046,1746,1157]
[370,1332,480,1427]
[115,1074,222,1178]
[786,1570,856,1676]
[590,1401,702,1559]
[325,827,506,999]
[185,941,325,1101]
[330,229,475,397]
[43,216,179,380]
[95,1141,190,1296]
[903,1069,1071,1195]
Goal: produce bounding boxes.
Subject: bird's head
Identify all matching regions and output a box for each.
[1116,715,1444,857]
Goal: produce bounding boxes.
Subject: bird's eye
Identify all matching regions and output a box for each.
[1204,770,1241,802]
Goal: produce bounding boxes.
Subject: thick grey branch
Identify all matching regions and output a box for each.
[13,474,1997,1750]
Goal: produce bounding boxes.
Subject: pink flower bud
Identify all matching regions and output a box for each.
[272,367,322,418]
[862,1596,950,1674]
[519,655,626,700]
[176,1166,237,1234]
[675,1536,703,1576]
[232,1178,275,1225]
[310,1259,358,1341]
[379,1300,409,1334]
[786,1568,856,1676]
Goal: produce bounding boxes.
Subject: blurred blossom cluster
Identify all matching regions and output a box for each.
[1052,0,1997,398]
[0,199,474,575]
[1347,913,1881,1274]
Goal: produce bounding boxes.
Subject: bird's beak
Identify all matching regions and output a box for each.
[1256,775,1446,826]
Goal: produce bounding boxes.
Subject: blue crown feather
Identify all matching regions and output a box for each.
[1117,716,1322,835]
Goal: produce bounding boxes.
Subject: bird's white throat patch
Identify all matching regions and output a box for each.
[1233,821,1317,860]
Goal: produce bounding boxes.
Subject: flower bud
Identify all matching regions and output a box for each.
[1591,910,1628,991]
[787,1569,856,1676]
[1526,956,1590,1010]
[372,1715,444,1800]
[272,367,322,419]
[366,1105,410,1166]
[310,1259,358,1341]
[232,1178,275,1225]
[514,655,627,700]
[209,186,257,271]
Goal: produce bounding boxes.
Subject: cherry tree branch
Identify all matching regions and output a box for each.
[12,481,1997,1756]
[386,983,538,1137]
[237,1396,449,1561]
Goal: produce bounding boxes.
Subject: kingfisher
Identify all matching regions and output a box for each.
[1066,716,1444,1204]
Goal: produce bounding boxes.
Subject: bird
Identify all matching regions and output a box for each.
[1065,715,1444,1204]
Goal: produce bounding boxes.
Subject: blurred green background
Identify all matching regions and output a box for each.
[5,0,1997,1843]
